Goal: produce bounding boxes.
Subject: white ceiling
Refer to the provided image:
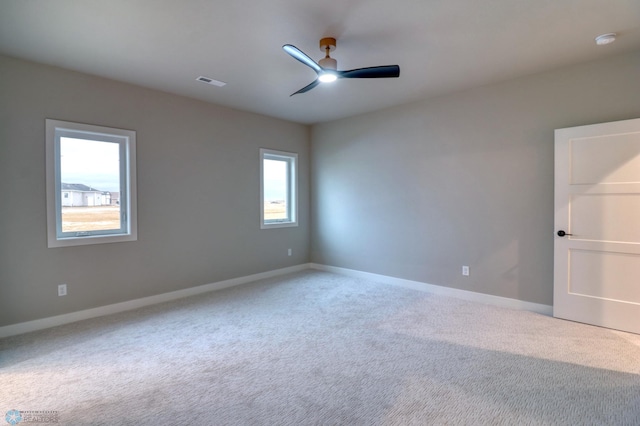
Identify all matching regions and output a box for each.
[1,0,639,124]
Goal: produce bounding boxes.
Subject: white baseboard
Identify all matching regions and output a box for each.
[0,262,552,339]
[310,263,553,316]
[0,264,311,339]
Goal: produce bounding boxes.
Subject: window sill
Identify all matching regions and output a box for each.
[261,222,298,230]
[47,232,137,248]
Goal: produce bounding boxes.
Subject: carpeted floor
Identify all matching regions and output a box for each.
[1,270,639,425]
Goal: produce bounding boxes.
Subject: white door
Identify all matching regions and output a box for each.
[554,117,640,335]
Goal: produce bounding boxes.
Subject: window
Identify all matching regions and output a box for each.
[45,119,137,247]
[260,148,298,229]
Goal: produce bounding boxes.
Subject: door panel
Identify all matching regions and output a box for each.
[570,194,640,243]
[554,117,640,335]
[569,249,640,303]
[570,132,640,184]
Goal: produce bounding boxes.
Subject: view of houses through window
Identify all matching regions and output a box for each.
[46,119,137,248]
[59,137,121,233]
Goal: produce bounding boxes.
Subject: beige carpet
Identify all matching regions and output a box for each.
[1,270,639,425]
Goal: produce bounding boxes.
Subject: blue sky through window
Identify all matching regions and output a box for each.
[60,137,120,192]
[263,158,287,201]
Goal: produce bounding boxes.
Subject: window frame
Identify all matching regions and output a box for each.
[45,119,137,248]
[260,148,298,229]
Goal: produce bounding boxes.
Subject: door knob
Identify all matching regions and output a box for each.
[557,230,572,237]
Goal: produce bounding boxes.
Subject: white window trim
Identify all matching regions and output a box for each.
[260,148,298,229]
[45,119,137,248]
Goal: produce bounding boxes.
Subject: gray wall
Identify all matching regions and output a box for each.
[2,50,639,328]
[311,51,640,306]
[0,55,310,327]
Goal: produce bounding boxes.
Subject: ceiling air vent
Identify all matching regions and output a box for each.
[196,76,226,87]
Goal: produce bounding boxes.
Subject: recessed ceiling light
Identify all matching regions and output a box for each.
[196,76,226,87]
[595,33,616,46]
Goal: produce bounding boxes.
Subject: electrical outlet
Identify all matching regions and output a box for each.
[287,248,292,256]
[58,284,67,296]
[462,266,470,276]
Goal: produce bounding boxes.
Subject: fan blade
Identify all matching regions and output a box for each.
[283,45,322,74]
[338,65,400,79]
[290,79,321,96]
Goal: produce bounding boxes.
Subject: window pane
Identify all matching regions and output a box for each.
[263,158,288,221]
[46,119,137,247]
[260,148,297,229]
[60,137,121,232]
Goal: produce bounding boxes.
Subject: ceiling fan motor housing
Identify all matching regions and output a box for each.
[319,37,338,70]
[319,57,337,70]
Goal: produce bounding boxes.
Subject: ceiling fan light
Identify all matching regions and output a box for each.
[319,72,337,83]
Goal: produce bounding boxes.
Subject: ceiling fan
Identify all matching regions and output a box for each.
[282,37,400,96]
